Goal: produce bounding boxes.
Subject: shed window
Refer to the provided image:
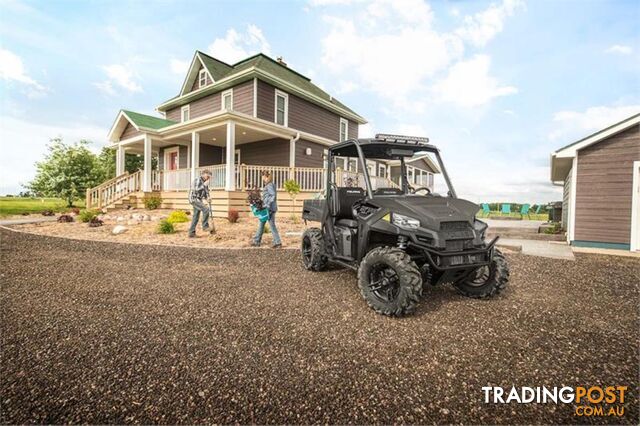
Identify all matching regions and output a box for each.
[275,90,288,126]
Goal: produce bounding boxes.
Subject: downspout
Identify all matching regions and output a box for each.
[289,132,301,178]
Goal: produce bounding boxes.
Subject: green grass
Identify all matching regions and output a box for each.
[0,197,85,217]
[477,210,549,221]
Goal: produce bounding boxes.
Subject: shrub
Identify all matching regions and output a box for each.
[289,214,301,224]
[144,195,162,210]
[41,210,55,216]
[544,222,562,234]
[167,210,189,224]
[57,214,74,223]
[157,219,175,234]
[88,217,103,227]
[228,209,239,223]
[78,209,99,223]
[68,207,80,215]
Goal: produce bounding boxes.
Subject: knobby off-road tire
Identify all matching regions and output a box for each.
[358,247,423,316]
[454,248,509,298]
[301,228,328,271]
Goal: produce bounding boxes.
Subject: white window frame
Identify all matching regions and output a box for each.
[181,105,190,123]
[323,149,328,170]
[378,164,387,178]
[222,148,241,165]
[221,89,233,110]
[198,69,207,88]
[274,89,289,127]
[339,118,349,142]
[366,160,377,177]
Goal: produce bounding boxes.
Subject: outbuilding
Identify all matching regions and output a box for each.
[550,113,640,251]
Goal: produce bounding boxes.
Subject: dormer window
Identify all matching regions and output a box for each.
[340,118,348,141]
[181,105,190,122]
[275,90,288,126]
[198,69,207,88]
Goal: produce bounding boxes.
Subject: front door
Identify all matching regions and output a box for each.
[169,152,178,170]
[164,148,180,190]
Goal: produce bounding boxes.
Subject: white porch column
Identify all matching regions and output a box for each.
[191,131,200,181]
[116,144,126,176]
[142,134,152,192]
[225,120,236,191]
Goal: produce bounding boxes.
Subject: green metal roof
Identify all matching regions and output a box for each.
[197,51,233,80]
[159,52,364,122]
[123,110,177,130]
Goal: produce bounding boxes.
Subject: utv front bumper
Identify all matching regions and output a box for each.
[409,236,500,271]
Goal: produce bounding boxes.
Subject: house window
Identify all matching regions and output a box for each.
[347,158,358,172]
[275,90,288,126]
[198,69,207,88]
[379,164,387,178]
[222,89,233,110]
[181,105,190,123]
[366,160,376,177]
[339,118,349,142]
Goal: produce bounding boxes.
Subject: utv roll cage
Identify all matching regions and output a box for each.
[326,133,457,199]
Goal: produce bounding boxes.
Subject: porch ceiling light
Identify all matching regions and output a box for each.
[242,131,247,135]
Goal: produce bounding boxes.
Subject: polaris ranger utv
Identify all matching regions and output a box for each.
[301,134,509,316]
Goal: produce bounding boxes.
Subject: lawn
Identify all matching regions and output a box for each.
[0,197,84,217]
[478,211,549,221]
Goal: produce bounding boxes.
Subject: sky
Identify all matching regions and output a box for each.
[0,0,638,202]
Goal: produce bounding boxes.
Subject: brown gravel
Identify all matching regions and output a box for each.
[1,228,638,424]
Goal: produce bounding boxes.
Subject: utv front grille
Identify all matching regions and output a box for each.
[440,221,469,230]
[445,239,474,252]
[441,221,475,240]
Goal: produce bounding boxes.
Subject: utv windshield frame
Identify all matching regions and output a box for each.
[327,137,457,199]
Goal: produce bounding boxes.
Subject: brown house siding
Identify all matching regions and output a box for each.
[296,139,325,168]
[348,121,359,139]
[256,79,274,122]
[233,80,254,115]
[238,138,289,166]
[200,144,223,166]
[574,125,640,244]
[121,123,141,140]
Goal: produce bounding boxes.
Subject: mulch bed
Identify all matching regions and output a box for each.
[1,229,638,424]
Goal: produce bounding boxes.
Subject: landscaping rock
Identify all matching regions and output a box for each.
[116,216,126,223]
[143,214,151,221]
[112,225,128,235]
[127,220,140,226]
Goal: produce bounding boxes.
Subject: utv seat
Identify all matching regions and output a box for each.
[333,187,364,228]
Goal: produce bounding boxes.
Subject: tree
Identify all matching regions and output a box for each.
[28,138,103,207]
[97,146,157,180]
[284,179,301,217]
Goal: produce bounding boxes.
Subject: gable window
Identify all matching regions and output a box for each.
[222,89,233,110]
[198,69,207,88]
[339,118,349,142]
[275,90,288,126]
[181,105,190,123]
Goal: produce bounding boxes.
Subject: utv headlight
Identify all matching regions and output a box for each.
[392,213,420,230]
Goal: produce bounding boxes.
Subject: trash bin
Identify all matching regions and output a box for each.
[547,201,562,223]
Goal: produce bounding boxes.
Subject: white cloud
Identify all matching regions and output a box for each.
[433,54,518,107]
[548,104,640,141]
[605,44,633,55]
[170,58,190,74]
[335,80,358,94]
[0,48,47,94]
[94,63,142,95]
[455,0,524,47]
[317,0,520,108]
[207,24,271,64]
[0,116,108,195]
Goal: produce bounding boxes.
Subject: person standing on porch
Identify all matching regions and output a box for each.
[188,169,214,238]
[252,171,282,248]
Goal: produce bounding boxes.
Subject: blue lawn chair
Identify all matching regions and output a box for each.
[501,204,511,216]
[481,203,491,217]
[520,203,531,219]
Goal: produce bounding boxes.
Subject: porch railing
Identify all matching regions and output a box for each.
[86,170,142,210]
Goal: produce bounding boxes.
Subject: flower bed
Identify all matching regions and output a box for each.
[11,209,307,249]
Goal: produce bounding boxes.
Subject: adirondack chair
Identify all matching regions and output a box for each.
[501,203,511,216]
[481,203,491,217]
[520,203,531,219]
[534,204,543,215]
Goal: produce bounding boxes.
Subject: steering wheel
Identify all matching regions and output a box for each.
[411,186,432,195]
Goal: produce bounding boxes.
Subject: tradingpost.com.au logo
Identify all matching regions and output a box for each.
[482,386,629,418]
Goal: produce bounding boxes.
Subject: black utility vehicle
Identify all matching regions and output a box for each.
[301,134,509,316]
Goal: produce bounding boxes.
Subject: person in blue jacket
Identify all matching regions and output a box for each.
[252,171,282,248]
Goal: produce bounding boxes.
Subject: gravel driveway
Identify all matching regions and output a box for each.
[1,229,638,424]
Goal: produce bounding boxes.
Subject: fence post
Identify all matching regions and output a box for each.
[239,164,245,190]
[86,189,90,209]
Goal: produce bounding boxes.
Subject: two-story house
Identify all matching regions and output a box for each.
[90,51,438,216]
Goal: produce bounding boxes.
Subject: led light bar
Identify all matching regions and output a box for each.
[375,133,430,144]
